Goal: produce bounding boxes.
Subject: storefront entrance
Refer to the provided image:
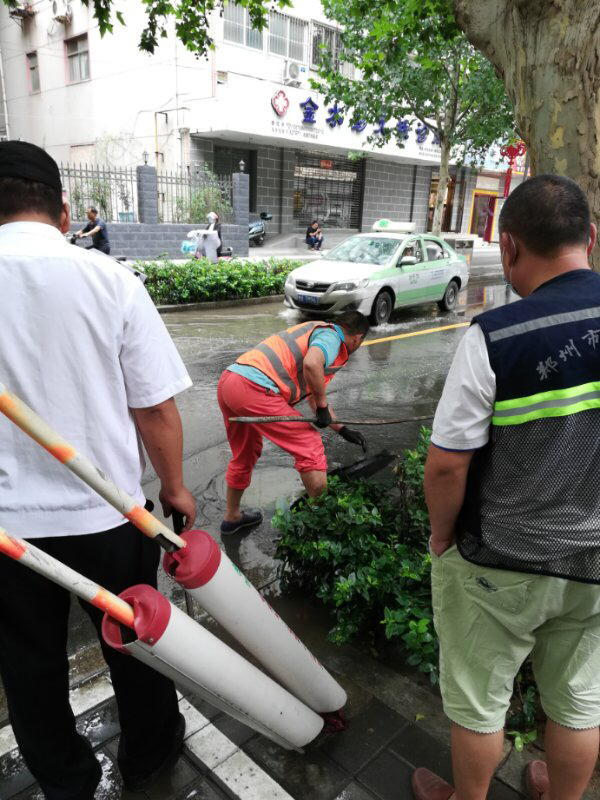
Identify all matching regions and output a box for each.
[470,191,497,242]
[293,152,365,230]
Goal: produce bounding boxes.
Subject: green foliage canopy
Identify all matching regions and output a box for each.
[314,0,514,165]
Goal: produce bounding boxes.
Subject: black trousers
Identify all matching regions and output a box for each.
[93,243,110,255]
[0,521,180,800]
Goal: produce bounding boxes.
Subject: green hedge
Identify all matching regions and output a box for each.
[274,428,438,682]
[141,258,303,305]
[274,427,542,740]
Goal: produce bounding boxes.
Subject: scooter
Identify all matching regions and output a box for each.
[249,211,273,247]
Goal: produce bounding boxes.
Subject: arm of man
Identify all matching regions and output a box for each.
[83,225,101,238]
[131,399,196,531]
[425,447,473,554]
[425,323,496,554]
[75,222,92,237]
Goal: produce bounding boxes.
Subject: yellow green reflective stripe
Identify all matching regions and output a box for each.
[495,381,600,411]
[492,382,600,425]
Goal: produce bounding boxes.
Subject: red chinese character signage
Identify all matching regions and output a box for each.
[320,159,333,169]
[271,90,289,117]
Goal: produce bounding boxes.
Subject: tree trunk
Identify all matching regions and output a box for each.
[432,138,451,236]
[453,0,600,269]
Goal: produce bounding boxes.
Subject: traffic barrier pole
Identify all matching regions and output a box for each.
[0,527,135,628]
[0,528,323,750]
[0,384,347,721]
[0,383,184,551]
[102,585,324,750]
[164,531,347,714]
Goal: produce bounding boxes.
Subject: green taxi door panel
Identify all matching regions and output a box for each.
[393,237,429,307]
[422,237,452,301]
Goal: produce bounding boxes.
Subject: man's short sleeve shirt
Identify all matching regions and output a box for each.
[0,222,191,538]
[431,324,496,451]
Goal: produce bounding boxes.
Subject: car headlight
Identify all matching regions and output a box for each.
[285,275,295,288]
[332,279,369,291]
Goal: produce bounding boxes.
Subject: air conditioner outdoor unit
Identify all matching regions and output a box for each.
[283,61,308,87]
[8,2,35,18]
[52,0,73,23]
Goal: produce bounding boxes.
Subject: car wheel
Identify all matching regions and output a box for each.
[369,290,393,325]
[438,280,459,312]
[256,236,265,247]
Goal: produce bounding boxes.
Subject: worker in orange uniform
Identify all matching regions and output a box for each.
[217,310,370,534]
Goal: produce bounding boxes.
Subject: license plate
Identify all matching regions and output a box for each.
[297,293,320,306]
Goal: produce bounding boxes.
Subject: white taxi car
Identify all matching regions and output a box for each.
[283,220,469,325]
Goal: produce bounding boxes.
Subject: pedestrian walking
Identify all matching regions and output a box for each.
[217,311,369,534]
[305,219,324,251]
[0,140,196,799]
[413,174,600,800]
[75,205,111,254]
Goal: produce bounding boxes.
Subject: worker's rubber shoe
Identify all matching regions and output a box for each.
[121,712,185,792]
[220,509,263,535]
[411,768,454,800]
[525,760,549,800]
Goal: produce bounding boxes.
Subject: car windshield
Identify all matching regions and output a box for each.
[324,236,403,266]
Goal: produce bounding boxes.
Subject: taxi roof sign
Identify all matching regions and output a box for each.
[371,219,415,233]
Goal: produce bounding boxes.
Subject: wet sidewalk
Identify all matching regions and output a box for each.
[0,546,536,800]
[0,631,526,800]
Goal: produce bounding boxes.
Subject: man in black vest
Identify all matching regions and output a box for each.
[412,176,600,800]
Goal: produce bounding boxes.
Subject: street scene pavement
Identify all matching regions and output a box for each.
[2,257,597,800]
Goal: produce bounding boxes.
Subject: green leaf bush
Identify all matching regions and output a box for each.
[142,258,303,305]
[274,427,439,682]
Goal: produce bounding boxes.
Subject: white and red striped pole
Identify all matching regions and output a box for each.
[0,527,324,750]
[0,527,135,628]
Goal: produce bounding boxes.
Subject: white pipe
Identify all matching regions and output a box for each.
[164,531,347,714]
[102,585,324,750]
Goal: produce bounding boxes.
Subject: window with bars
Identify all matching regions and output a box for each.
[66,35,89,83]
[27,52,40,93]
[269,11,308,62]
[311,23,354,78]
[223,2,263,50]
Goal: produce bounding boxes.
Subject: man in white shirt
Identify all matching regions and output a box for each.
[0,141,196,799]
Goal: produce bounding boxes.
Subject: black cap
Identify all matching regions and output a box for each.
[0,140,62,195]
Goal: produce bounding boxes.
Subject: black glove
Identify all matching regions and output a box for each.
[339,426,367,453]
[315,405,333,428]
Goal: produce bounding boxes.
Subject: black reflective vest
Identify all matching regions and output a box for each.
[458,269,600,583]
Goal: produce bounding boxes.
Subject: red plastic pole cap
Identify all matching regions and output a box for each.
[102,584,171,653]
[163,529,222,589]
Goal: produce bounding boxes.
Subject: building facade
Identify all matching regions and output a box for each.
[0,1,518,239]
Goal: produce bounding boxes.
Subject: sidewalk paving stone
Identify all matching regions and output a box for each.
[332,782,379,800]
[389,722,453,783]
[244,736,349,800]
[356,749,413,799]
[322,697,408,773]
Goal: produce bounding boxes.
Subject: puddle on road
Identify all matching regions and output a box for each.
[213,466,304,506]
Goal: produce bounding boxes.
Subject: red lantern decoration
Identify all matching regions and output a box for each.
[500,141,527,198]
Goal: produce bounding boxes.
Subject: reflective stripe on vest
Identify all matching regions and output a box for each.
[235,321,348,404]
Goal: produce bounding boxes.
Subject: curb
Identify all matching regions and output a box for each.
[157,294,285,314]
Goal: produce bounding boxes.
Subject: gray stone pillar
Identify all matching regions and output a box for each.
[232,171,249,257]
[136,165,159,224]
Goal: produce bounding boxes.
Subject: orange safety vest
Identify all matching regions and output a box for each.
[236,321,349,405]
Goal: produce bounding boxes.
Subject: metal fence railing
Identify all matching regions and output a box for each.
[156,168,233,224]
[60,163,137,223]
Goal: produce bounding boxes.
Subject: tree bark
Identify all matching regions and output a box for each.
[453,0,600,268]
[432,137,451,236]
